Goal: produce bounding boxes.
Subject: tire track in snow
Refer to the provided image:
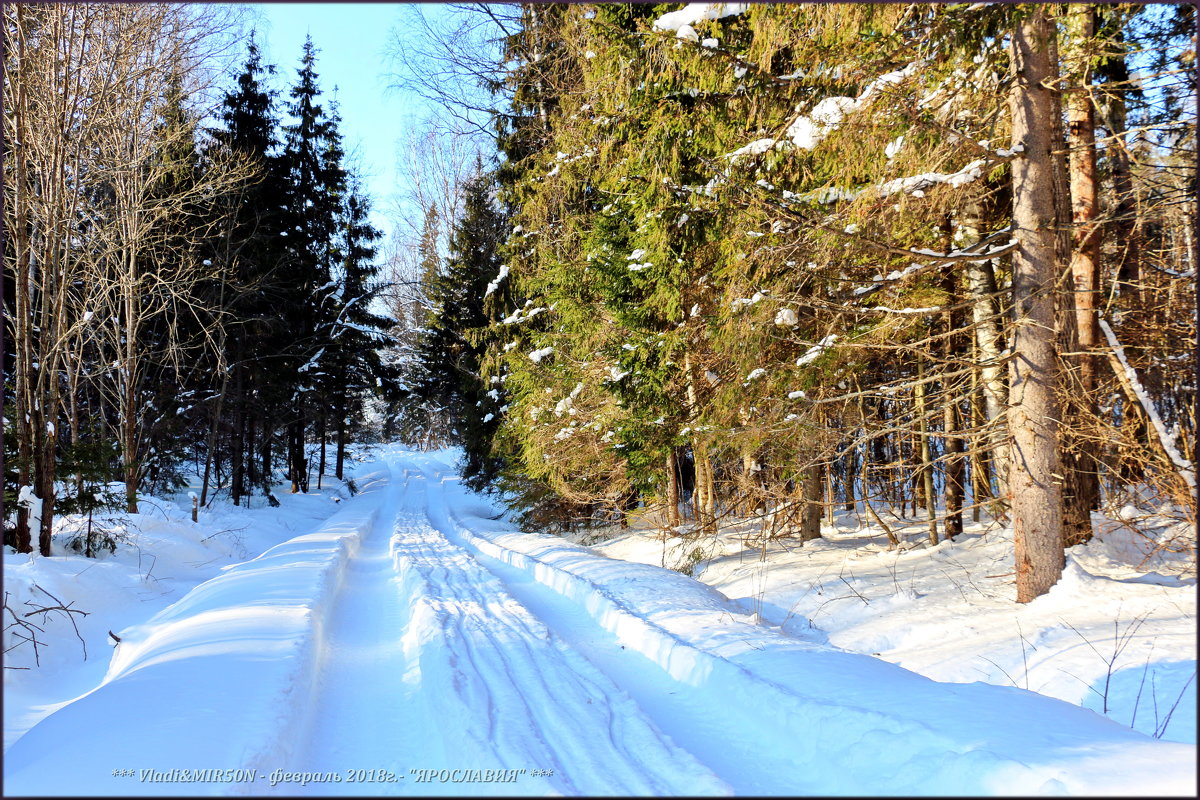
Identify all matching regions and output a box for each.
[413,454,819,795]
[290,462,441,795]
[419,452,1199,797]
[294,454,726,796]
[392,458,727,796]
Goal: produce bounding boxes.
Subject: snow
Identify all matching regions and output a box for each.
[483,264,509,298]
[877,158,988,197]
[725,137,777,162]
[795,334,838,366]
[6,448,1195,797]
[17,486,42,542]
[744,368,767,382]
[528,346,554,363]
[4,459,370,758]
[502,305,547,326]
[774,308,798,327]
[787,62,919,150]
[297,348,326,374]
[787,96,856,150]
[653,3,750,34]
[730,291,765,312]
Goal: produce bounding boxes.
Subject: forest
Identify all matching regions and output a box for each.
[4,1,1196,607]
[5,5,395,556]
[388,1,1196,604]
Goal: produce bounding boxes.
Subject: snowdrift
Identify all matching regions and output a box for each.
[3,472,387,797]
[432,455,1196,797]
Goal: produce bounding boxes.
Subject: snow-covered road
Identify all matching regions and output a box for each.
[4,449,1195,796]
[294,457,724,795]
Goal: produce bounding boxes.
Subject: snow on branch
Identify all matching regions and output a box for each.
[297,348,326,373]
[484,264,509,298]
[653,3,750,39]
[528,346,554,364]
[786,62,921,151]
[795,335,838,367]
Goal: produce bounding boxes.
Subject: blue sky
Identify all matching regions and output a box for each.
[249,2,431,238]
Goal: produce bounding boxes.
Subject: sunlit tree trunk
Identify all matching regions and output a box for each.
[1064,3,1103,536]
[1009,7,1065,602]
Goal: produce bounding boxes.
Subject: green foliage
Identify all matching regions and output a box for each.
[401,168,510,487]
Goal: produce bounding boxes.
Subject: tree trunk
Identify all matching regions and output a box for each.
[229,363,244,506]
[943,400,965,540]
[969,355,990,522]
[123,375,139,515]
[915,355,938,545]
[261,413,273,492]
[317,409,326,490]
[335,391,347,480]
[940,219,965,540]
[1064,3,1104,538]
[11,22,34,553]
[962,200,1009,501]
[199,374,227,508]
[666,448,681,529]
[36,431,57,556]
[289,393,307,493]
[1009,8,1065,602]
[798,462,821,542]
[683,352,715,537]
[247,406,259,494]
[1102,25,1140,305]
[824,462,836,527]
[692,438,716,537]
[1049,14,1096,548]
[844,444,857,514]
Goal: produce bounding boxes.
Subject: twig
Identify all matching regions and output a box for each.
[1130,646,1154,731]
[1155,670,1196,739]
[1016,620,1034,691]
[979,655,1018,688]
[27,585,88,661]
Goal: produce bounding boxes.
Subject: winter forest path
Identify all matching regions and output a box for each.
[4,449,1195,797]
[291,453,726,795]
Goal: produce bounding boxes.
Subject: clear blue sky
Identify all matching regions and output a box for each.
[250,2,431,239]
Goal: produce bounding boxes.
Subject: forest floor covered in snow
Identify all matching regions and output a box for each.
[584,499,1197,746]
[3,445,1195,796]
[3,452,372,752]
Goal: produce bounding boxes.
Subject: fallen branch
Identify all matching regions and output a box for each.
[1099,319,1196,508]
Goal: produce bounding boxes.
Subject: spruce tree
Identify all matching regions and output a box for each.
[280,36,343,492]
[402,168,507,483]
[445,169,508,487]
[327,181,393,479]
[210,34,291,504]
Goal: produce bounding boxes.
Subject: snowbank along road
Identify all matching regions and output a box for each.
[5,448,1195,796]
